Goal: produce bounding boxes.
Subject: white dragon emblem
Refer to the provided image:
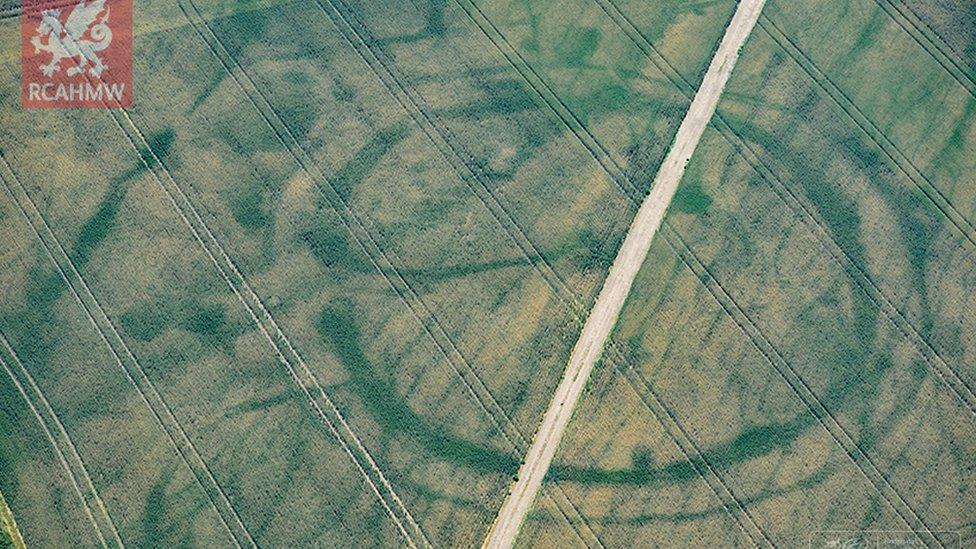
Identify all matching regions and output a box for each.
[31,0,113,78]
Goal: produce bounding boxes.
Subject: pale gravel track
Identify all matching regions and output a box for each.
[0,488,26,549]
[482,1,767,546]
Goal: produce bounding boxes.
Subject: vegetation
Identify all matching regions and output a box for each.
[0,0,970,546]
[520,0,976,546]
[0,491,24,549]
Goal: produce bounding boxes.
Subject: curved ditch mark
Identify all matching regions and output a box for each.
[124,18,429,549]
[736,17,976,417]
[441,3,957,543]
[317,295,842,499]
[588,0,976,419]
[323,290,880,485]
[757,14,976,257]
[605,354,775,547]
[0,332,123,548]
[0,149,253,548]
[555,465,832,528]
[212,0,608,545]
[183,0,547,542]
[128,106,416,546]
[379,1,779,543]
[318,300,520,475]
[660,225,941,547]
[549,413,802,485]
[719,109,976,413]
[177,2,455,545]
[603,0,976,412]
[449,2,790,545]
[755,98,955,396]
[308,0,653,544]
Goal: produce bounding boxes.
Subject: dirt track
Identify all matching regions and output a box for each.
[482,1,767,546]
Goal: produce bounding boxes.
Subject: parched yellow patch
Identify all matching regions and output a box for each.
[568,172,612,218]
[534,169,611,239]
[0,489,27,549]
[477,276,552,366]
[511,278,551,340]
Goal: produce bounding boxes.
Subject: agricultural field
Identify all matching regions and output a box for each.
[0,0,973,548]
[521,0,976,547]
[0,0,736,546]
[900,0,976,74]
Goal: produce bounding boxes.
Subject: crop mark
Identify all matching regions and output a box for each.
[588,0,976,415]
[301,0,620,543]
[604,346,776,548]
[187,0,605,544]
[442,1,785,543]
[407,0,635,283]
[183,0,609,544]
[320,2,684,545]
[716,116,976,419]
[456,3,787,545]
[450,0,959,543]
[756,14,976,414]
[318,0,581,316]
[183,0,549,544]
[590,0,696,94]
[659,225,940,548]
[585,7,951,541]
[390,0,594,312]
[868,0,976,99]
[594,0,976,446]
[424,0,783,542]
[128,100,410,543]
[0,332,124,549]
[757,14,976,255]
[71,3,431,547]
[450,0,645,202]
[0,151,254,549]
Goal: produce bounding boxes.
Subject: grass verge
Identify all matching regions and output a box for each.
[0,490,25,549]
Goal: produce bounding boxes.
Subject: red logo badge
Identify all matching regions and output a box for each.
[21,0,132,108]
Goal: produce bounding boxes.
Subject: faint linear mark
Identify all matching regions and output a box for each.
[0,151,254,548]
[0,332,124,548]
[659,225,941,548]
[449,1,951,545]
[757,14,976,256]
[868,0,975,98]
